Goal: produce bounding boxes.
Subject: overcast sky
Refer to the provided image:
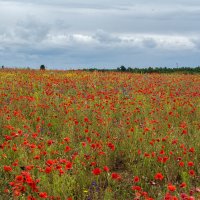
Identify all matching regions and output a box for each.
[0,0,200,69]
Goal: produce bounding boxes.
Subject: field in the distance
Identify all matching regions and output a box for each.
[0,69,200,200]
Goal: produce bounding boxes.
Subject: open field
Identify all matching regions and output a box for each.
[0,69,200,200]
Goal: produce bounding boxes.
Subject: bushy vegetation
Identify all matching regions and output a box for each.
[84,66,200,74]
[0,69,200,199]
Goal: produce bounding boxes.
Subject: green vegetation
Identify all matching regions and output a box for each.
[84,66,200,74]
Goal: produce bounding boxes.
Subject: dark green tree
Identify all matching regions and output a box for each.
[40,65,46,70]
[120,65,127,72]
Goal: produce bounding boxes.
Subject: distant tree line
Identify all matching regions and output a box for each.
[117,66,200,73]
[1,64,200,74]
[83,66,200,74]
[1,65,46,70]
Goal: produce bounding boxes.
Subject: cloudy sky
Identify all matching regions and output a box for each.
[0,0,200,69]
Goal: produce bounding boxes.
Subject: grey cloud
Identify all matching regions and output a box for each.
[15,16,50,43]
[191,39,200,50]
[142,38,157,48]
[93,30,122,44]
[0,0,200,68]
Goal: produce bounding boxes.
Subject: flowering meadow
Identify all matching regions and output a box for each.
[0,69,200,200]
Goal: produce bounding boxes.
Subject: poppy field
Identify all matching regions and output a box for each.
[0,69,200,200]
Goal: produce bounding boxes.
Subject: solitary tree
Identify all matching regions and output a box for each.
[40,65,46,70]
[120,65,127,72]
[2,65,4,69]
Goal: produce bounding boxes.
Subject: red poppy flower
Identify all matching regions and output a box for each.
[180,182,187,188]
[92,168,101,175]
[65,146,71,152]
[111,173,121,180]
[154,173,164,181]
[4,166,12,172]
[179,161,184,167]
[45,167,52,174]
[188,161,194,167]
[168,184,176,192]
[132,185,141,191]
[133,176,140,183]
[189,170,195,176]
[39,192,48,198]
[27,196,37,200]
[15,175,23,182]
[65,161,73,170]
[103,166,109,172]
[107,142,115,151]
